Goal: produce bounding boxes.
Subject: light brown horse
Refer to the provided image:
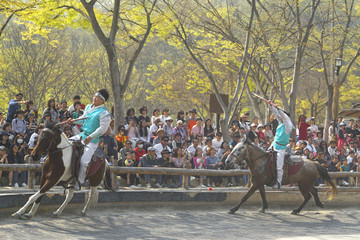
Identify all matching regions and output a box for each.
[225,138,336,215]
[12,121,112,219]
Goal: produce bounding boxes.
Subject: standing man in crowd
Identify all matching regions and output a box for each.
[6,93,28,123]
[265,100,294,190]
[68,89,111,189]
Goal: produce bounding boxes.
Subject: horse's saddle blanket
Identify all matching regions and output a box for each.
[71,141,105,178]
[268,153,304,177]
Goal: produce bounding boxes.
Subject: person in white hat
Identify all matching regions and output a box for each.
[164,116,174,141]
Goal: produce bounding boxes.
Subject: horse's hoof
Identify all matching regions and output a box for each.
[11,212,21,219]
[20,214,31,220]
[52,212,59,217]
[319,202,325,208]
[81,211,86,216]
[290,210,299,215]
[228,209,236,214]
[258,208,265,214]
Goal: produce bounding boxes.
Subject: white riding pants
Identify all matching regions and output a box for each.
[70,135,98,183]
[275,148,286,185]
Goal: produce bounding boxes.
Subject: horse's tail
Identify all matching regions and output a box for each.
[315,163,336,201]
[103,160,114,191]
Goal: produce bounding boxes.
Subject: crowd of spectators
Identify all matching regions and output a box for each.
[0,92,359,188]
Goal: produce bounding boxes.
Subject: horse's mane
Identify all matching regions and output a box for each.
[44,120,57,129]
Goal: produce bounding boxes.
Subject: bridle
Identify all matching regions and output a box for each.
[230,142,270,163]
[40,128,71,154]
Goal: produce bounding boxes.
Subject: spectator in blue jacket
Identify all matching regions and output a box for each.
[6,93,28,123]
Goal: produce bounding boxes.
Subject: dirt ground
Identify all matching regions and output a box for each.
[1,205,360,240]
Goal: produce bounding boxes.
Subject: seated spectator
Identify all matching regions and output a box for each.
[187,138,202,160]
[172,147,186,187]
[229,132,241,149]
[328,140,338,157]
[328,155,340,172]
[193,148,207,187]
[43,98,59,122]
[153,128,165,146]
[247,123,259,142]
[160,108,170,125]
[306,135,317,153]
[102,127,118,166]
[28,125,44,150]
[153,136,171,158]
[172,120,187,141]
[217,141,229,159]
[202,138,213,157]
[124,151,135,187]
[125,117,139,147]
[206,147,223,187]
[261,136,272,150]
[253,137,261,148]
[0,131,11,150]
[286,139,296,155]
[151,109,160,126]
[176,110,188,140]
[346,151,356,166]
[134,140,146,166]
[67,95,81,116]
[0,146,11,186]
[204,119,215,139]
[149,118,160,140]
[116,125,128,150]
[158,149,176,188]
[172,133,184,150]
[314,131,323,146]
[138,106,151,127]
[212,132,223,151]
[164,116,174,141]
[340,159,350,186]
[7,144,26,187]
[12,110,27,136]
[58,100,69,119]
[319,141,330,160]
[264,123,274,141]
[256,124,265,140]
[339,148,348,162]
[191,117,204,140]
[118,140,133,167]
[125,108,138,124]
[140,147,161,188]
[63,125,73,139]
[41,112,52,123]
[138,119,151,148]
[25,112,37,136]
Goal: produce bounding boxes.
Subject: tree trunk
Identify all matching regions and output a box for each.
[220,117,231,143]
[107,47,123,131]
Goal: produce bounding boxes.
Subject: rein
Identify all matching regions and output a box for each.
[41,128,71,154]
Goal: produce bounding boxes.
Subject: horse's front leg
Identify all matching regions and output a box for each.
[258,185,268,213]
[53,188,75,217]
[81,186,97,216]
[229,184,258,214]
[12,191,44,219]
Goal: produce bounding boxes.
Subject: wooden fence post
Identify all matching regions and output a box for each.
[25,155,35,189]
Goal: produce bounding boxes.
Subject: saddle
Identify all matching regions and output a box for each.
[267,151,304,186]
[71,141,105,179]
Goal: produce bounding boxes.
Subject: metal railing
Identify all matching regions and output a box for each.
[0,164,359,189]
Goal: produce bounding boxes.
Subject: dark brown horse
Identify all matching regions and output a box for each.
[225,138,336,215]
[12,121,112,219]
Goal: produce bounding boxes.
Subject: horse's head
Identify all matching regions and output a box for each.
[32,121,62,158]
[225,137,251,169]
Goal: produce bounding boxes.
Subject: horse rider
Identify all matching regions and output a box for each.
[265,100,294,189]
[67,89,112,189]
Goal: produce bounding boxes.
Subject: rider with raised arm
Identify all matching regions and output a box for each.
[265,100,294,189]
[68,89,112,189]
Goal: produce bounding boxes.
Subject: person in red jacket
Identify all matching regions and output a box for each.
[133,140,146,165]
[298,115,310,141]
